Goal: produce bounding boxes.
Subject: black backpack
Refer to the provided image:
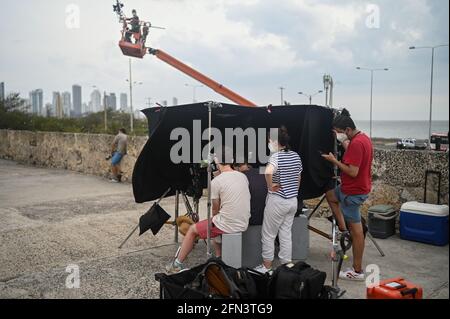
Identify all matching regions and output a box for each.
[188,260,242,299]
[227,268,260,299]
[268,261,326,299]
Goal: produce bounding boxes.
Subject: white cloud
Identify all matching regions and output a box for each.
[0,0,448,120]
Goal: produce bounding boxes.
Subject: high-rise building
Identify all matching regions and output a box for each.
[53,92,63,118]
[0,82,5,101]
[120,93,128,111]
[172,97,178,106]
[61,92,71,118]
[90,89,101,113]
[51,92,58,117]
[109,93,117,110]
[82,103,89,115]
[29,89,44,115]
[72,85,82,117]
[104,94,110,110]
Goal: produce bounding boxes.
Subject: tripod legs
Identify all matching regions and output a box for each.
[118,188,171,249]
[367,232,386,257]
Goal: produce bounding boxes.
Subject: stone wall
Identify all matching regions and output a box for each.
[307,148,448,217]
[0,129,448,213]
[0,130,148,183]
[368,148,449,210]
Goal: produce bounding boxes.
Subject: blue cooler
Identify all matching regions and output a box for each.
[400,202,449,246]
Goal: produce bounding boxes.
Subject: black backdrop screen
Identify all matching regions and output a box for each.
[132,103,335,203]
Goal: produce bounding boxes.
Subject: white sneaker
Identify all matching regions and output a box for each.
[339,268,365,281]
[253,264,272,274]
[165,260,187,274]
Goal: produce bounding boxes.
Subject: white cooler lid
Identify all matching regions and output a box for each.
[401,201,449,217]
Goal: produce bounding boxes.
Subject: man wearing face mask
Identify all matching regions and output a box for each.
[166,146,251,273]
[322,109,373,281]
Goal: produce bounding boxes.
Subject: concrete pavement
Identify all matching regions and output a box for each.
[0,159,448,299]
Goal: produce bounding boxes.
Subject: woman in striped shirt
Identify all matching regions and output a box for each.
[255,126,303,274]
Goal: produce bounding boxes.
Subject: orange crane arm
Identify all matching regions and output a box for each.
[148,48,257,107]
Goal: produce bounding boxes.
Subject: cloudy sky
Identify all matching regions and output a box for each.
[1,0,448,120]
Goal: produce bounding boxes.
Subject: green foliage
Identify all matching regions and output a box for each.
[0,93,148,136]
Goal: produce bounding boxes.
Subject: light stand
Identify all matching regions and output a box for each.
[205,101,222,258]
[329,132,346,299]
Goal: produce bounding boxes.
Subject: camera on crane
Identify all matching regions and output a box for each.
[113,1,124,14]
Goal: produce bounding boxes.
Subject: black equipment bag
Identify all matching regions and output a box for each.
[268,262,327,299]
[190,260,241,299]
[227,268,261,299]
[156,258,258,299]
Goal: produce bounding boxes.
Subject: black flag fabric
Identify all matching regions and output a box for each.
[139,203,171,236]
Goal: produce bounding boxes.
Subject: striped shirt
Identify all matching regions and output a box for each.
[268,150,303,199]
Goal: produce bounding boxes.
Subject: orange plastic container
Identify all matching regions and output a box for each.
[367,278,423,299]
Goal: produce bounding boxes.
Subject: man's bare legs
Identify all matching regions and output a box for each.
[213,241,222,258]
[111,165,117,179]
[325,189,347,232]
[177,224,199,263]
[326,189,366,273]
[348,222,365,273]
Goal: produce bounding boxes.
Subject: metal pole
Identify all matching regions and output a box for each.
[279,87,285,105]
[331,217,338,288]
[175,190,179,243]
[129,58,134,133]
[104,91,107,132]
[428,48,435,150]
[206,104,212,258]
[370,70,374,139]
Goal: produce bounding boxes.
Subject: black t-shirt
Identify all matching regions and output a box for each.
[130,16,140,30]
[243,168,268,226]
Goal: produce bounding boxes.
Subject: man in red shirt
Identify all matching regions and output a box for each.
[322,109,373,281]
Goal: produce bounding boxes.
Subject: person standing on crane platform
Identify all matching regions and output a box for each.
[125,9,140,43]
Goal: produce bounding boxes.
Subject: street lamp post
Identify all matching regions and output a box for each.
[279,87,285,105]
[410,44,449,149]
[356,67,389,139]
[185,83,204,103]
[298,90,323,105]
[127,58,143,133]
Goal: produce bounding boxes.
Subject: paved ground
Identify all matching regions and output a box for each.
[0,159,448,299]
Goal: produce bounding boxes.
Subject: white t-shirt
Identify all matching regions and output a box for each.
[211,170,251,234]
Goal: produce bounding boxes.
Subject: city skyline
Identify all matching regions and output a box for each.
[6,82,175,119]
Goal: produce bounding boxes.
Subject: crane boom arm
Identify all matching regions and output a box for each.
[149,48,257,107]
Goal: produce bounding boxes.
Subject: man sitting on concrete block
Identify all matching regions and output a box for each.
[166,146,251,273]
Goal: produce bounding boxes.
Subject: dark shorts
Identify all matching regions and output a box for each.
[111,152,124,166]
[334,185,368,224]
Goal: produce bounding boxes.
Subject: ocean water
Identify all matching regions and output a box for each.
[354,121,449,139]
